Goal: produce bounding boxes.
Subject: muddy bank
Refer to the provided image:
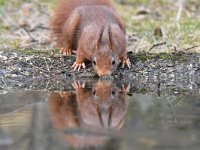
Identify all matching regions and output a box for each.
[0,51,200,92]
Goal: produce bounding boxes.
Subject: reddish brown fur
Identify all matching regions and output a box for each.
[51,0,115,48]
[51,0,128,76]
[48,81,129,148]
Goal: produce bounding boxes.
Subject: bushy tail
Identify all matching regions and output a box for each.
[50,0,112,47]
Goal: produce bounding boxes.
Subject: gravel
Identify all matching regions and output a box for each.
[0,51,199,92]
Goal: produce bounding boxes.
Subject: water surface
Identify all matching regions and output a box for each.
[0,80,200,150]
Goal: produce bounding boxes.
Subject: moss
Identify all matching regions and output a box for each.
[133,52,189,62]
[11,49,49,56]
[139,55,147,62]
[17,49,39,55]
[137,87,148,94]
[0,39,20,49]
[52,48,60,54]
[159,53,188,62]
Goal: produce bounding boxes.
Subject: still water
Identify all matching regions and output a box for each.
[0,80,200,150]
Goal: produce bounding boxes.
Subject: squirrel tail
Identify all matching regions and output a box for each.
[50,0,112,47]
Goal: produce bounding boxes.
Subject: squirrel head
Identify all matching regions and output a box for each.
[92,50,120,77]
[92,25,123,77]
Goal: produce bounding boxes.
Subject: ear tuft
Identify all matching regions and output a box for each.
[108,25,113,50]
[96,27,104,50]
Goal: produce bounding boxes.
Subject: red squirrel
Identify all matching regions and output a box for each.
[51,0,131,77]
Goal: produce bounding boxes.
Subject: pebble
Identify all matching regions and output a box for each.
[0,55,8,61]
[5,74,18,78]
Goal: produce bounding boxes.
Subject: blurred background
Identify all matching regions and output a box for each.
[0,0,199,53]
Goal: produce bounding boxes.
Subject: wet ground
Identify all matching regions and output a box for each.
[0,79,200,150]
[1,51,200,90]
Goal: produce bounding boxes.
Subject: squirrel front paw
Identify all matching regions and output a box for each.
[120,83,131,93]
[121,58,131,69]
[59,91,73,98]
[72,81,85,90]
[60,47,72,56]
[71,62,86,71]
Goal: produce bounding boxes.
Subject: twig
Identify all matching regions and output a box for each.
[19,59,57,77]
[148,42,167,51]
[182,45,200,52]
[44,57,50,72]
[22,27,37,42]
[30,61,56,76]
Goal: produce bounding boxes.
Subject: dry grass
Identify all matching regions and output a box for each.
[0,0,200,53]
[116,0,200,53]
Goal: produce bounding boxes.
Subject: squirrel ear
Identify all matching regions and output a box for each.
[96,27,104,50]
[96,37,101,50]
[108,25,113,50]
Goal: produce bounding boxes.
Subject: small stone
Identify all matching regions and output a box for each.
[167,63,174,67]
[0,56,8,61]
[174,91,179,94]
[5,74,18,78]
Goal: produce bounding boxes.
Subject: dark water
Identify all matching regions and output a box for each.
[0,80,200,150]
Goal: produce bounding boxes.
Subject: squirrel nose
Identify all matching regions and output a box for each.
[98,71,111,77]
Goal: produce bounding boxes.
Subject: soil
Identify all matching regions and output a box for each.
[0,51,200,92]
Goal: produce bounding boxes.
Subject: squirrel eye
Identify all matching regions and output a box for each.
[111,57,116,65]
[112,60,116,65]
[111,90,116,96]
[93,59,96,65]
[93,91,96,96]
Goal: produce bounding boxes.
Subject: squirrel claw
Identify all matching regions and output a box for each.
[72,81,85,89]
[60,47,72,56]
[71,62,86,71]
[59,91,67,98]
[121,58,131,69]
[121,83,131,93]
[59,91,74,98]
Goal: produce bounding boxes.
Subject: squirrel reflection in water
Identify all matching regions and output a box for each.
[48,80,130,148]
